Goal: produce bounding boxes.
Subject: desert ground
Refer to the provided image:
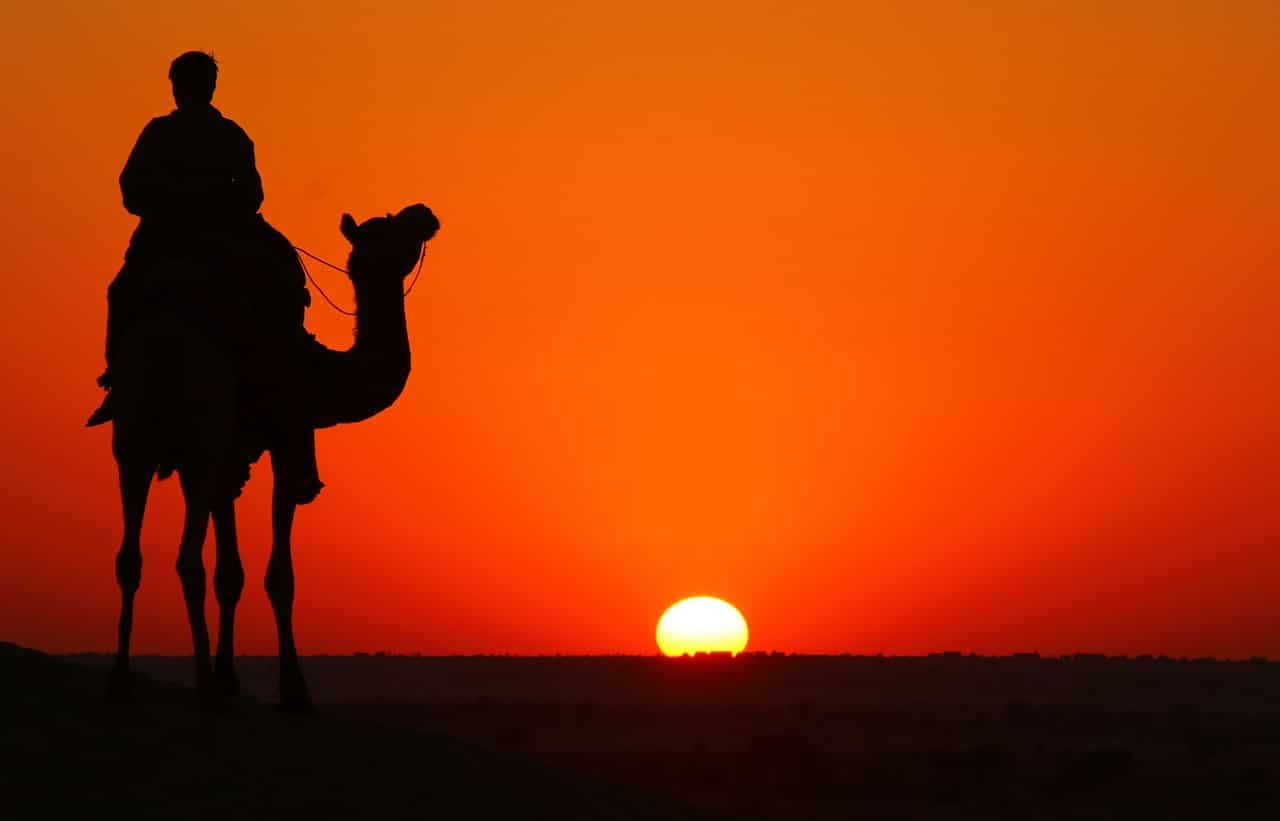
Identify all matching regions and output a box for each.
[0,643,703,820]
[6,644,1280,819]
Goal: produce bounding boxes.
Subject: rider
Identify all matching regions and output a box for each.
[91,51,323,504]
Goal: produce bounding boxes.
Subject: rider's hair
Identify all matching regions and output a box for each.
[169,51,218,106]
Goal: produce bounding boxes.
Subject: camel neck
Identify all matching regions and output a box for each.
[302,268,412,429]
[351,273,409,360]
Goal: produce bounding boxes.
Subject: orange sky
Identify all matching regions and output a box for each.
[1,1,1277,657]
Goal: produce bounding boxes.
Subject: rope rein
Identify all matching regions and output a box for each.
[292,243,427,318]
[293,246,355,316]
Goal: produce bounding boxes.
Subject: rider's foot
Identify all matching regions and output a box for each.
[87,369,115,427]
[293,475,325,505]
[87,393,114,427]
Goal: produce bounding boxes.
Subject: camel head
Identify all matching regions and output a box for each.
[340,204,440,285]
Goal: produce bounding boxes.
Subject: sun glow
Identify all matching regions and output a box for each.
[656,596,749,657]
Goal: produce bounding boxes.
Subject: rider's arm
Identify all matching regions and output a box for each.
[119,119,167,218]
[230,126,264,216]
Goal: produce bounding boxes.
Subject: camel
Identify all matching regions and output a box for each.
[106,204,439,711]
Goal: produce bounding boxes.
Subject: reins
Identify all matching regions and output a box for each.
[292,243,427,318]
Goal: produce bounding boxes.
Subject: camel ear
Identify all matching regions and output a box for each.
[340,213,359,243]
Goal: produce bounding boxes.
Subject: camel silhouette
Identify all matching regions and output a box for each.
[106,204,440,712]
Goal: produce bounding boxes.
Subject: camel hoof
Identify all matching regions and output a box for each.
[106,666,135,704]
[277,671,316,716]
[197,684,227,714]
[214,666,241,698]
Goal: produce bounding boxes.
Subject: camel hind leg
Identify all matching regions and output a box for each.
[266,448,313,714]
[211,499,244,697]
[108,458,154,703]
[175,467,218,709]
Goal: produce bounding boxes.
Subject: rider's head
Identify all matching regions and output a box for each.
[169,51,217,108]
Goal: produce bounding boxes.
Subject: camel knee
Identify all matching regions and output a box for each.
[214,560,245,605]
[175,553,206,594]
[116,545,142,594]
[264,564,294,608]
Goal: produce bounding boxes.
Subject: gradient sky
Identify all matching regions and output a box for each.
[1,1,1277,657]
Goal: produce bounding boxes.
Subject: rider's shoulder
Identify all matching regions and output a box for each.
[213,111,255,146]
[139,114,173,134]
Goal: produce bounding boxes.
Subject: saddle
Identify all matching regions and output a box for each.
[88,217,311,427]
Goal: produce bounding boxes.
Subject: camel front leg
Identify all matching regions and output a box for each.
[265,450,313,713]
[211,499,245,697]
[109,459,153,703]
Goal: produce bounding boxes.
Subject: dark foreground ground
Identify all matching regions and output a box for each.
[0,643,702,820]
[8,646,1280,820]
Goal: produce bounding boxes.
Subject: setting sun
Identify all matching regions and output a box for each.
[656,597,749,657]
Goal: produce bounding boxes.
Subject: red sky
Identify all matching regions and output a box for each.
[1,1,1277,657]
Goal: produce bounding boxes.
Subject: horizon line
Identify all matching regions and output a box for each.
[52,649,1277,664]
